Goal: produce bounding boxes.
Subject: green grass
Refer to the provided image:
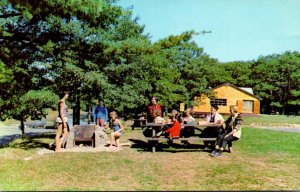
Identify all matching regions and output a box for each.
[1,124,300,191]
[240,114,300,125]
[239,127,300,155]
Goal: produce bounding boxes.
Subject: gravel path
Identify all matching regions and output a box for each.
[0,124,55,147]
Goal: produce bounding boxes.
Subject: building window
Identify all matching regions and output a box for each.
[243,100,254,113]
[210,99,227,106]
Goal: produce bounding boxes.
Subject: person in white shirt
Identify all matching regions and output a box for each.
[181,108,196,145]
[199,104,224,150]
[153,109,166,125]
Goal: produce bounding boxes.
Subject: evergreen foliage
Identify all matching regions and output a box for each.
[0,0,299,134]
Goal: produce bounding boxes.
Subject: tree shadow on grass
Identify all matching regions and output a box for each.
[0,132,55,150]
[128,138,212,153]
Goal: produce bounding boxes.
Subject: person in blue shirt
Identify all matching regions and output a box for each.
[94,100,108,127]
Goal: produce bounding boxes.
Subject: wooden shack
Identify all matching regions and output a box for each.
[194,83,261,115]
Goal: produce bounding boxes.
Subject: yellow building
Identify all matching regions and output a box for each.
[194,83,261,115]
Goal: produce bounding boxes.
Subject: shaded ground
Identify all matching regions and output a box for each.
[1,119,300,147]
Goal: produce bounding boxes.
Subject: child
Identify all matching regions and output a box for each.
[181,108,196,145]
[156,113,181,139]
[153,109,166,124]
[183,108,195,125]
[108,111,124,148]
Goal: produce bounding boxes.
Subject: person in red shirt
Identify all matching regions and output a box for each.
[156,113,181,139]
[147,96,162,122]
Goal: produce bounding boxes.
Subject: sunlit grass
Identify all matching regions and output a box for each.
[1,124,300,190]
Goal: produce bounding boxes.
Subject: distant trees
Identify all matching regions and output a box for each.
[250,51,300,114]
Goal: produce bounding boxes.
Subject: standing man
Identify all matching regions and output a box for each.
[147,96,162,123]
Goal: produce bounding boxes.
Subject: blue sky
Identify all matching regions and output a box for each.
[117,0,300,62]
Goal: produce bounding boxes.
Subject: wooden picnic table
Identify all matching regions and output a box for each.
[131,118,147,130]
[145,122,222,152]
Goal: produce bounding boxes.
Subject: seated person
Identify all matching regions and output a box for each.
[181,108,196,145]
[142,109,165,137]
[183,108,196,124]
[199,104,224,150]
[167,109,179,124]
[153,109,166,125]
[156,113,181,140]
[210,105,242,157]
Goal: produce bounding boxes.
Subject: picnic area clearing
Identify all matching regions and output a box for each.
[0,124,300,191]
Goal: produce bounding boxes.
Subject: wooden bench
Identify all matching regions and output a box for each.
[146,136,217,153]
[145,123,221,152]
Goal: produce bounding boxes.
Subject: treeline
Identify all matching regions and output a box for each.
[0,0,299,131]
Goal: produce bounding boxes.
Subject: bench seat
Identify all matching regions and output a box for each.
[145,136,217,152]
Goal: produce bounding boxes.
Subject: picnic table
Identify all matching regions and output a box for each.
[131,118,147,130]
[145,122,222,152]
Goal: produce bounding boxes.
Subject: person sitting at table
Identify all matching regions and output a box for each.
[153,109,166,125]
[156,113,181,141]
[142,109,165,137]
[149,109,179,138]
[199,104,224,150]
[210,105,242,157]
[167,109,178,124]
[181,108,196,145]
[147,96,162,123]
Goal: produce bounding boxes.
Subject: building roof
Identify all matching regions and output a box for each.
[239,87,254,95]
[213,83,262,100]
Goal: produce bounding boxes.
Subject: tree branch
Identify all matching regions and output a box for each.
[0,13,22,18]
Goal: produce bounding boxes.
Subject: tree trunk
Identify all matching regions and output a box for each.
[20,119,25,138]
[282,102,287,115]
[87,104,92,124]
[73,93,81,126]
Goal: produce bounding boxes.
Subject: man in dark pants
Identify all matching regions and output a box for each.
[200,104,224,150]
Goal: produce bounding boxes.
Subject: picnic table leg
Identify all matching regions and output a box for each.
[151,128,156,152]
[152,142,156,153]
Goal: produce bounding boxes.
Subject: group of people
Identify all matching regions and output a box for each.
[54,94,242,156]
[146,96,243,157]
[54,93,124,151]
[92,100,124,149]
[204,104,242,157]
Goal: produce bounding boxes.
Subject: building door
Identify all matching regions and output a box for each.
[243,100,254,113]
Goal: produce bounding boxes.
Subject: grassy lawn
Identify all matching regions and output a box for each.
[241,114,300,126]
[1,119,300,191]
